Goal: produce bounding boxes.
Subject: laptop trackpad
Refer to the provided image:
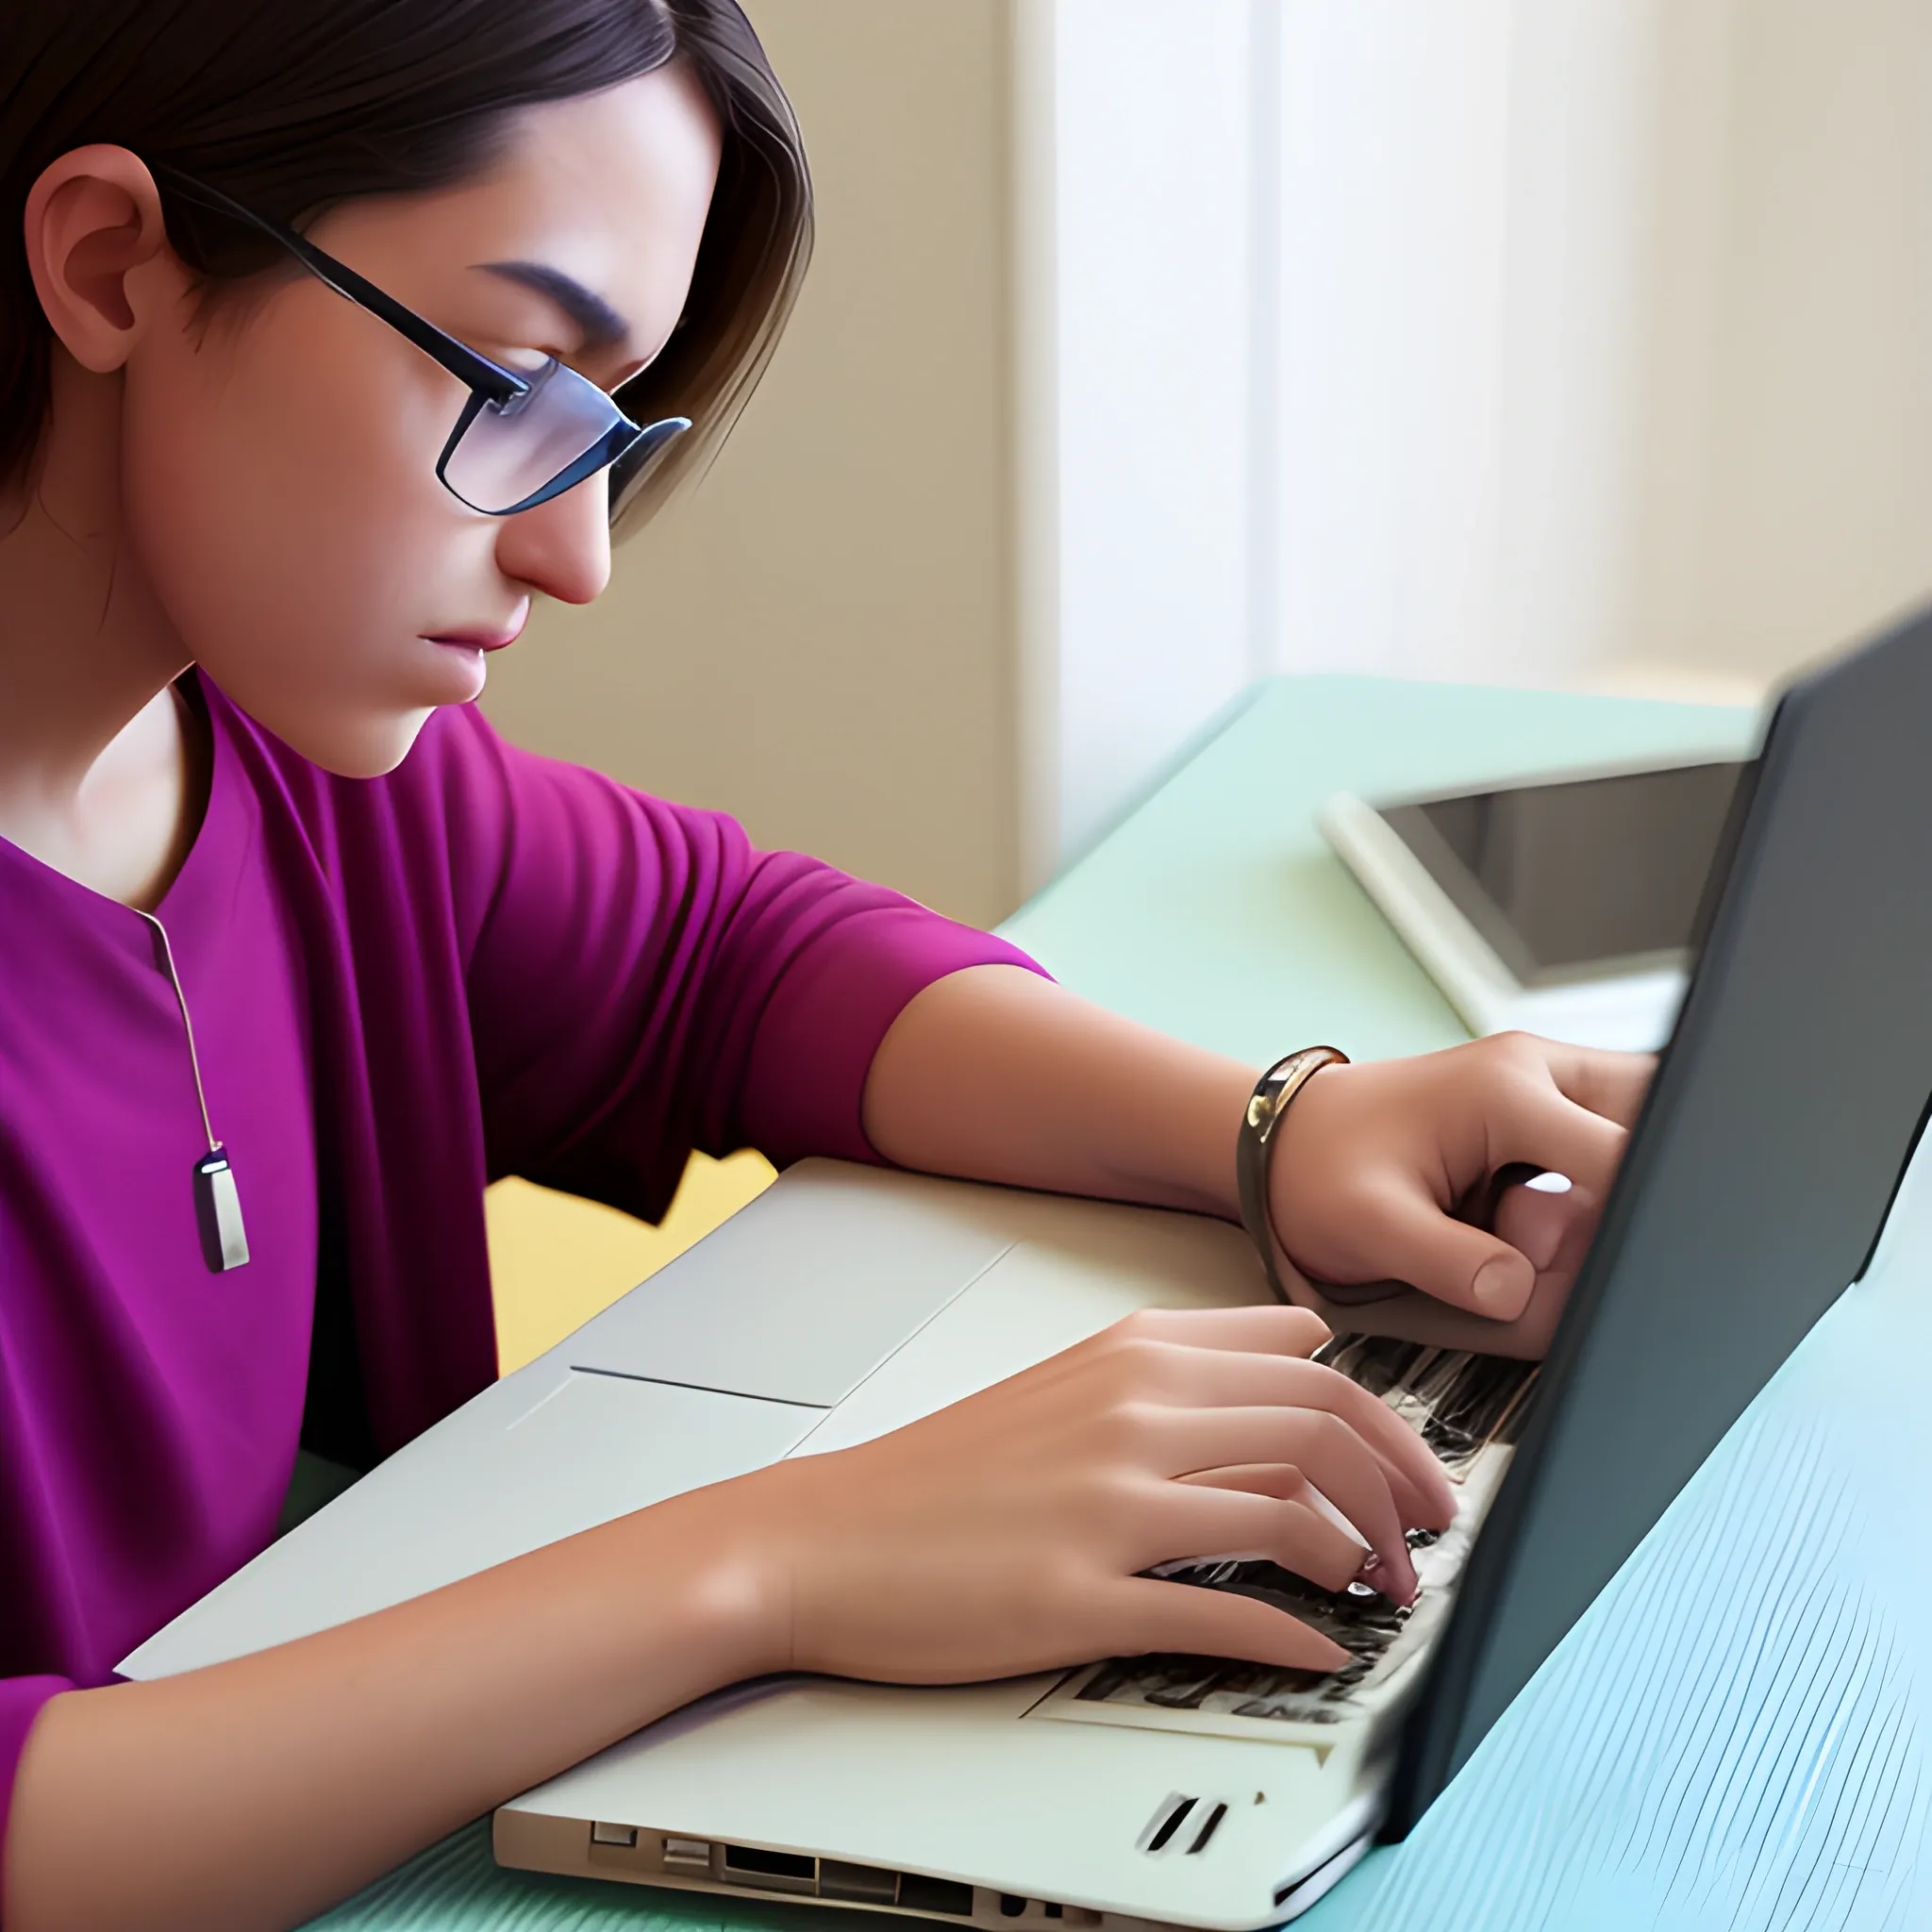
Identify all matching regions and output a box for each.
[569,1164,1015,1407]
[790,1222,1264,1457]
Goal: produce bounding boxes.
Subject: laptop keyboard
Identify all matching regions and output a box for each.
[1027,1341,1537,1738]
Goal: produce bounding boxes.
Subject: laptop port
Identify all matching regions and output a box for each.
[723,1844,818,1895]
[999,1896,1027,1918]
[589,1824,638,1849]
[897,1873,974,1917]
[661,1836,712,1872]
[821,1860,900,1905]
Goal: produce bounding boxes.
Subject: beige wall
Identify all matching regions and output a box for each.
[480,3,1932,877]
[481,1,1021,928]
[1619,0,1932,693]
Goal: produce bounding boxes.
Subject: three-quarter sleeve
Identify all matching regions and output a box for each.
[1,1675,70,1862]
[450,714,1045,1222]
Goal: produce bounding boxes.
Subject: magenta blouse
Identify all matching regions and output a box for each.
[0,675,1038,1842]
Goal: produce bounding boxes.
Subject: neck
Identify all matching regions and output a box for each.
[0,347,200,904]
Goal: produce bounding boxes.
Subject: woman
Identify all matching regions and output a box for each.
[0,5,1644,1926]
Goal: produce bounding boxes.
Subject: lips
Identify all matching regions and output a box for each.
[424,601,529,652]
[425,626,521,652]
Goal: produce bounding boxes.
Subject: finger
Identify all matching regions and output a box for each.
[1159,1475,1368,1591]
[1108,1575,1351,1673]
[1147,1407,1415,1599]
[1538,1041,1656,1128]
[1152,1347,1455,1525]
[1177,1462,1334,1502]
[1119,1305,1332,1359]
[1491,1178,1592,1275]
[1483,1077,1628,1201]
[1351,1174,1541,1323]
[1293,1270,1566,1360]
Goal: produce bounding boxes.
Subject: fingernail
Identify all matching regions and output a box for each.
[1472,1256,1527,1315]
[1360,1553,1417,1607]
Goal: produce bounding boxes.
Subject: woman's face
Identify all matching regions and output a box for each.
[112,67,721,774]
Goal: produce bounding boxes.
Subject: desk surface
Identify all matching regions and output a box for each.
[313,675,1932,1932]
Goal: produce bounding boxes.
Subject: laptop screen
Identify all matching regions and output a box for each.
[1391,606,1932,1830]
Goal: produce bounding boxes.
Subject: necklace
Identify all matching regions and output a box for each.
[135,908,250,1273]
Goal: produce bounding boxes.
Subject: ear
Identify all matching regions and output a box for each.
[23,145,175,375]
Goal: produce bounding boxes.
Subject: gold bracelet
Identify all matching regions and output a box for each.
[1236,1045,1350,1302]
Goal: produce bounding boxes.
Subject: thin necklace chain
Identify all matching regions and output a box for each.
[134,908,219,1156]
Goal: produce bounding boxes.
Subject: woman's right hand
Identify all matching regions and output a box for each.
[723,1305,1457,1684]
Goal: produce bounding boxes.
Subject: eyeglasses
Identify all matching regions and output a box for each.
[151,163,690,518]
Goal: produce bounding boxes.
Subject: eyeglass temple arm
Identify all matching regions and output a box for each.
[148,162,526,408]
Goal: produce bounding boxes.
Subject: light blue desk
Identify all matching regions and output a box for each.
[316,676,1929,1931]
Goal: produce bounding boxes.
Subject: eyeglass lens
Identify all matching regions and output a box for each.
[440,358,642,515]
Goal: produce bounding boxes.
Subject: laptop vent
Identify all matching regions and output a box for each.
[1187,1803,1228,1854]
[1138,1793,1230,1857]
[691,1841,1099,1924]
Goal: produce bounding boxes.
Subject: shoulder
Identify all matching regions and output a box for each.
[198,678,756,948]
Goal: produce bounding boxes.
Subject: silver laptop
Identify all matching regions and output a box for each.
[124,602,1932,1926]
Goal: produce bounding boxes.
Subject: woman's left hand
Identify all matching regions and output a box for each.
[1264,1033,1654,1357]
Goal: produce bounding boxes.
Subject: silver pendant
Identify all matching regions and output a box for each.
[193,1143,251,1272]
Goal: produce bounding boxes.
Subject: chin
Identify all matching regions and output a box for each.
[275,706,441,780]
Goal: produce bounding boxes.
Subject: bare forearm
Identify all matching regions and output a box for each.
[867,974,1654,1349]
[862,966,1256,1220]
[4,1488,775,1932]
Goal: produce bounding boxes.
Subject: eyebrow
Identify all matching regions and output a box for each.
[477,260,630,351]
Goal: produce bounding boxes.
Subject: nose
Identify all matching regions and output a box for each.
[491,470,612,606]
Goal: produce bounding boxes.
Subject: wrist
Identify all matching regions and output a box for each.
[569,1475,795,1718]
[636,1466,801,1682]
[1236,1046,1349,1292]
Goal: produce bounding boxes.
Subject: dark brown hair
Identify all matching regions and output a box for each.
[0,0,811,525]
